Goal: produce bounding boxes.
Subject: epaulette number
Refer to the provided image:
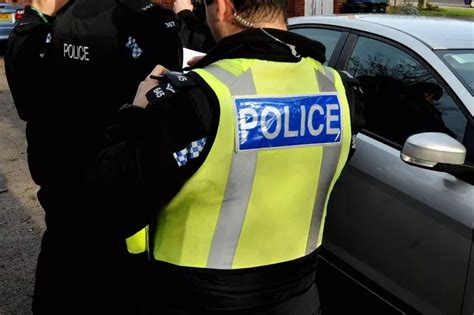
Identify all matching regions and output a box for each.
[147,82,178,104]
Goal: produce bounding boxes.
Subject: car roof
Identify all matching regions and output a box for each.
[289,15,474,50]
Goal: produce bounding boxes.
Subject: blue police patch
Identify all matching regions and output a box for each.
[234,94,342,151]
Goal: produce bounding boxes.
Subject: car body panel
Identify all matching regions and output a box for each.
[289,15,474,315]
[0,2,22,41]
[464,241,474,315]
[327,134,473,314]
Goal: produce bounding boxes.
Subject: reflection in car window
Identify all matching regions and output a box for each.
[345,36,472,162]
[291,28,342,64]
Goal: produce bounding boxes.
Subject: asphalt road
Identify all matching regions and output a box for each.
[0,50,43,315]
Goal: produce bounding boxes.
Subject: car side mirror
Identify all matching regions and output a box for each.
[401,132,474,185]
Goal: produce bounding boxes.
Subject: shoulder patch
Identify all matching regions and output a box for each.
[146,81,179,104]
[145,73,197,105]
[164,72,197,89]
[125,36,143,59]
[117,0,156,12]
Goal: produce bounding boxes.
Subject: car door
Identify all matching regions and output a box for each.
[322,32,474,315]
[290,22,474,314]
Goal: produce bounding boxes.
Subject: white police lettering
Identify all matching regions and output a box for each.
[326,104,340,135]
[178,75,187,82]
[261,106,281,140]
[284,106,298,138]
[241,104,340,140]
[63,43,90,61]
[235,95,342,151]
[239,108,258,143]
[308,105,324,136]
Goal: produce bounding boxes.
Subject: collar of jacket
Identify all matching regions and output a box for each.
[14,6,53,32]
[191,28,326,69]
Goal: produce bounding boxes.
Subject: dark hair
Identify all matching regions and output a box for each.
[232,0,287,23]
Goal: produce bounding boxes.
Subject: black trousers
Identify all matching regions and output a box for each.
[161,283,321,315]
[31,188,152,315]
[150,252,322,315]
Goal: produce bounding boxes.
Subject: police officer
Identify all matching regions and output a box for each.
[5,1,72,313]
[100,0,355,313]
[42,0,182,313]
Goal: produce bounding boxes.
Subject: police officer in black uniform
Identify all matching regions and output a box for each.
[5,1,72,314]
[23,0,182,313]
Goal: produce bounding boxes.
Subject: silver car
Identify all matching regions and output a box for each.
[0,2,23,41]
[289,15,474,315]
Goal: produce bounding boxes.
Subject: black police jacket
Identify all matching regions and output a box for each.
[98,28,364,309]
[5,6,70,187]
[42,0,183,238]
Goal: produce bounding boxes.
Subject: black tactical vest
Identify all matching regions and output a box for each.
[48,0,182,181]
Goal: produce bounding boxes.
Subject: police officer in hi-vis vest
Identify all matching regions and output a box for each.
[100,0,357,313]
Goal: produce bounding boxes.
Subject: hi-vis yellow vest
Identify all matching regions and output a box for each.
[126,57,352,269]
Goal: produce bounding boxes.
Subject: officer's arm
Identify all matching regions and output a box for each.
[339,71,366,158]
[141,7,183,71]
[98,72,213,231]
[6,25,48,121]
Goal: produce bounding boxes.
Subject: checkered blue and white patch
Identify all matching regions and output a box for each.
[126,36,143,59]
[173,138,207,167]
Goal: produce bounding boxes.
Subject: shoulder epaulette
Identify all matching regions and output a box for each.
[145,72,197,105]
[117,0,157,13]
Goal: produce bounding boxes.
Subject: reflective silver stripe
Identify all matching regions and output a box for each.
[205,65,258,269]
[322,66,336,84]
[306,66,340,253]
[203,64,239,88]
[207,152,257,268]
[306,145,342,254]
[315,68,336,92]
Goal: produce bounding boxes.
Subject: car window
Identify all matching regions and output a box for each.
[437,50,474,95]
[344,36,473,162]
[291,28,343,65]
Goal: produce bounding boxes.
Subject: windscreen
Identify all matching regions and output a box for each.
[437,50,474,95]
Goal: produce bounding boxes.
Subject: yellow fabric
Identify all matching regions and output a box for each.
[153,58,352,268]
[153,68,235,267]
[232,60,324,268]
[316,67,352,247]
[125,226,148,254]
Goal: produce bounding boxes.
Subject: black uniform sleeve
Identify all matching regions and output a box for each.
[98,73,216,234]
[177,6,215,52]
[5,21,49,121]
[117,4,184,105]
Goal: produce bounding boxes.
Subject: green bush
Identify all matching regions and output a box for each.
[389,3,420,15]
